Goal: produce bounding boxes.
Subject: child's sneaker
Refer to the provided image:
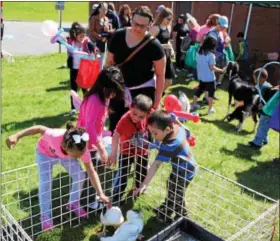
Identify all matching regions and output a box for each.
[207,108,215,115]
[191,104,201,112]
[67,201,88,218]
[88,200,104,210]
[248,141,262,150]
[41,215,53,231]
[69,109,77,116]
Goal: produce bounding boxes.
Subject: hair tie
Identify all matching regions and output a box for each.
[72,133,89,144]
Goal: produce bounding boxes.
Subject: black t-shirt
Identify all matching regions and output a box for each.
[172,23,189,47]
[108,28,165,87]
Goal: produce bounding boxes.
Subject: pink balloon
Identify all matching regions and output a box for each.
[41,20,58,37]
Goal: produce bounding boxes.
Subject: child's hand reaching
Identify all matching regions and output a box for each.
[99,148,108,164]
[99,193,112,208]
[6,134,18,149]
[108,153,117,167]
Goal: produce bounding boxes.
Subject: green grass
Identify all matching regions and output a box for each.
[1,54,279,241]
[3,2,89,22]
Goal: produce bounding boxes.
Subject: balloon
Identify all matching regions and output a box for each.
[164,94,200,123]
[164,94,183,112]
[41,20,58,37]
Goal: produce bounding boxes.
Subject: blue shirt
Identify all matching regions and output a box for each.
[207,28,224,54]
[155,126,197,181]
[196,52,216,82]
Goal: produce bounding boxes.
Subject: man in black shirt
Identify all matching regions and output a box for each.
[172,14,189,71]
[106,6,166,132]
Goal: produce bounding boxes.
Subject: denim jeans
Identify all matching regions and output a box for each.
[252,114,270,146]
[36,150,85,220]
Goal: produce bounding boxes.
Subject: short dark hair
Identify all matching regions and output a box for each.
[236,32,244,38]
[131,94,153,113]
[147,110,173,130]
[132,6,153,23]
[253,68,268,80]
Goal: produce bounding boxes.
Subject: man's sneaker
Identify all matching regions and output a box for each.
[41,216,53,231]
[69,109,77,116]
[176,68,182,72]
[191,104,201,112]
[263,141,268,146]
[67,201,88,218]
[216,82,222,87]
[248,141,262,150]
[207,108,216,115]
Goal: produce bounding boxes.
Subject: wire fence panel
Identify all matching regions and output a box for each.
[1,139,278,241]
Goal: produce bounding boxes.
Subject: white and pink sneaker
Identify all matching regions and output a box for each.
[66,201,88,218]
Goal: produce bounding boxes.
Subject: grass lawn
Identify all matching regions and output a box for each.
[1,54,279,241]
[3,2,89,22]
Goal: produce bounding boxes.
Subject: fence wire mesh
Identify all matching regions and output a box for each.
[1,139,278,241]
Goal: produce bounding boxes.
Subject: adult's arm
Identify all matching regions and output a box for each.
[153,56,166,109]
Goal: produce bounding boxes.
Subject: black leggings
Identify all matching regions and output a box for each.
[112,155,148,203]
[109,87,155,133]
[70,69,87,110]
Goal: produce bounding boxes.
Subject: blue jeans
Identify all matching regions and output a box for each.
[36,150,86,220]
[252,114,270,146]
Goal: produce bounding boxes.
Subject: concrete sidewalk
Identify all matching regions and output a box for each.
[1,21,88,56]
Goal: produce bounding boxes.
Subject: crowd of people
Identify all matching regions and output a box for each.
[5,2,279,233]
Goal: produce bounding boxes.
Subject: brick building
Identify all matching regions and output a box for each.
[89,1,280,56]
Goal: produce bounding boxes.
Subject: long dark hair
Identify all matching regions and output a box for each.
[119,4,131,17]
[89,2,107,20]
[198,36,217,55]
[84,66,125,104]
[69,22,86,41]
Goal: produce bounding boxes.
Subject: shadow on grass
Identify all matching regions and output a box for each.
[200,117,254,136]
[235,158,280,200]
[46,79,69,92]
[1,112,75,133]
[11,172,99,241]
[220,143,261,162]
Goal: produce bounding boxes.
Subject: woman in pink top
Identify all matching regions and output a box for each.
[196,14,220,43]
[77,66,125,208]
[6,122,110,231]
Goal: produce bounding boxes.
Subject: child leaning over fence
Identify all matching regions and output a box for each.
[134,110,197,222]
[67,22,96,116]
[77,66,125,208]
[6,122,110,232]
[108,94,153,204]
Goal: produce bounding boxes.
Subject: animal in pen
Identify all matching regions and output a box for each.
[0,139,279,241]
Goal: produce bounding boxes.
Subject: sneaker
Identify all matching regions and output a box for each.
[41,216,53,231]
[176,68,182,72]
[191,104,201,112]
[88,200,104,210]
[263,141,268,146]
[207,108,215,115]
[216,82,222,87]
[67,201,88,218]
[187,73,194,78]
[69,109,77,116]
[248,141,262,150]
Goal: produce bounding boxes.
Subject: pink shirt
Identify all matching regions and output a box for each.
[196,24,211,43]
[77,94,109,150]
[37,128,90,163]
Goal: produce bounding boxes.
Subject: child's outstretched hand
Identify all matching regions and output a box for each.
[6,134,18,149]
[99,193,111,208]
[108,153,117,167]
